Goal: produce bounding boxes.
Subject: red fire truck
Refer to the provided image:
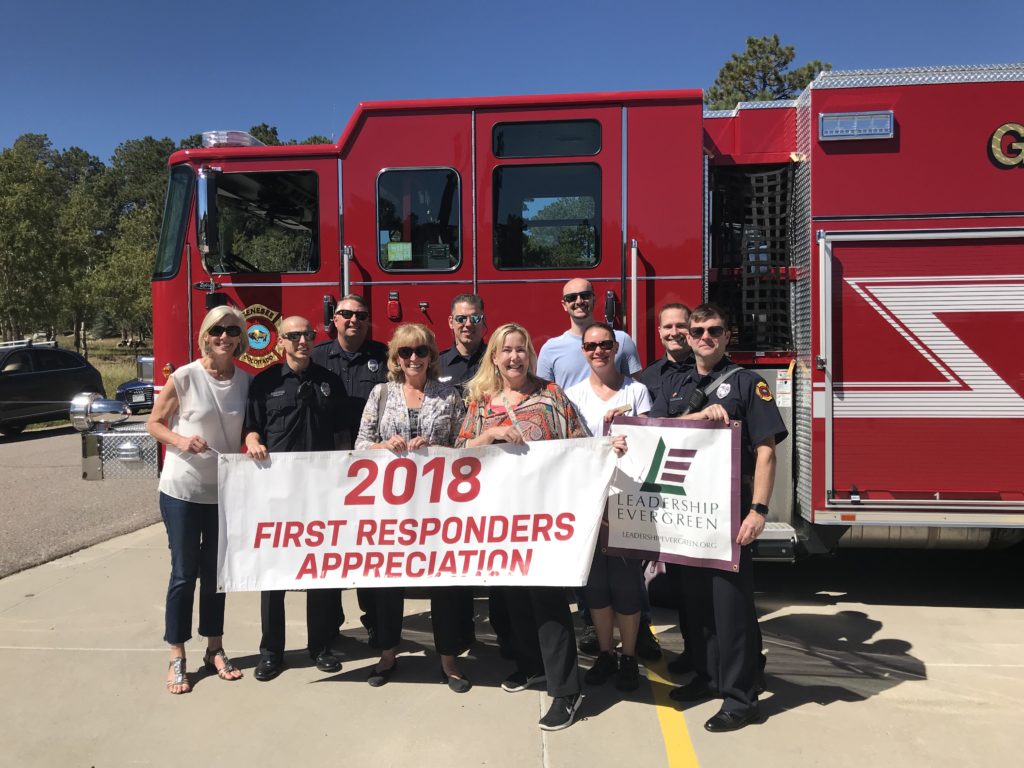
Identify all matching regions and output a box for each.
[83,62,1024,557]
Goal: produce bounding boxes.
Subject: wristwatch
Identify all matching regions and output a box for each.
[750,503,769,516]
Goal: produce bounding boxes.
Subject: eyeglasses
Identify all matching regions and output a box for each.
[582,339,615,352]
[562,290,594,304]
[335,309,369,321]
[281,330,316,342]
[208,325,242,338]
[297,380,315,403]
[687,325,726,339]
[453,314,484,325]
[397,345,431,359]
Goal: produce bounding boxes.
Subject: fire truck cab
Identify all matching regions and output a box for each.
[81,62,1024,557]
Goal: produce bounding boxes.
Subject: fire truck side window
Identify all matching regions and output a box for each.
[208,171,319,274]
[492,120,601,158]
[377,169,461,271]
[493,163,600,270]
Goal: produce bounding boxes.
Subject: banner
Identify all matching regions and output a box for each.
[216,437,618,591]
[606,417,741,572]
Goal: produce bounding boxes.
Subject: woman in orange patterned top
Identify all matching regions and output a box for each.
[457,322,589,731]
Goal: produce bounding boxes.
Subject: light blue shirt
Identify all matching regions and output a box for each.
[536,329,642,389]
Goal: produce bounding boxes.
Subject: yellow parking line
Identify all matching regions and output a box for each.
[647,660,700,768]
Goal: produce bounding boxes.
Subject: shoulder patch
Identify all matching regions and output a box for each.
[755,381,773,402]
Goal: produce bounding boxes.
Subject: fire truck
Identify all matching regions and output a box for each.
[76,62,1024,558]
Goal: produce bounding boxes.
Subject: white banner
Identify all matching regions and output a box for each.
[606,417,740,572]
[217,438,618,591]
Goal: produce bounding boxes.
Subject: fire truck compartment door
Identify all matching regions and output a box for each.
[819,228,1024,516]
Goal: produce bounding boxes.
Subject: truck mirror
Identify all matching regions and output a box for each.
[197,167,221,263]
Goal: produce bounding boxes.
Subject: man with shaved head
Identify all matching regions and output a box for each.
[244,316,345,681]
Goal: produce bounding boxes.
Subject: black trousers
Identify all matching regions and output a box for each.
[260,588,341,659]
[371,585,474,656]
[680,544,762,714]
[502,586,580,698]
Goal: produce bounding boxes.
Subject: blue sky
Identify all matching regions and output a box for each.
[1,0,1019,162]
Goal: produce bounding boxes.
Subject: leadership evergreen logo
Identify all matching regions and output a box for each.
[639,438,697,497]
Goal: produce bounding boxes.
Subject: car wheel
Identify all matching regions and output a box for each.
[0,424,25,436]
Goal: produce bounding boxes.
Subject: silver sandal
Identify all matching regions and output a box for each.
[204,648,242,680]
[166,656,190,693]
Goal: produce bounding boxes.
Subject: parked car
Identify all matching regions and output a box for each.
[0,341,105,435]
[114,355,154,414]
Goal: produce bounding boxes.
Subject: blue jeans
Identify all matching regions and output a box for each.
[160,492,225,644]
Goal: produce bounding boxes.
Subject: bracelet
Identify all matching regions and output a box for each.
[750,503,769,516]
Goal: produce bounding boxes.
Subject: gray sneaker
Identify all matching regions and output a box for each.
[539,693,583,731]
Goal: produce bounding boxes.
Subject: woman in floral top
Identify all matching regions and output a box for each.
[356,323,469,692]
[457,323,597,730]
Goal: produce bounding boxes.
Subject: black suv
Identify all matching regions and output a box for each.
[0,342,105,435]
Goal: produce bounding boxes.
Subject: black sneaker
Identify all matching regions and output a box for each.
[584,651,618,686]
[538,693,583,731]
[578,624,599,655]
[635,621,662,661]
[501,669,546,692]
[615,654,640,691]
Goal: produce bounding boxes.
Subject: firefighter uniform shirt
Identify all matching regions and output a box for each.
[438,344,486,390]
[244,362,343,453]
[650,356,788,476]
[312,339,388,448]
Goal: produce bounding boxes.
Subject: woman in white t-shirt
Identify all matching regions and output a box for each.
[147,306,252,694]
[565,322,651,692]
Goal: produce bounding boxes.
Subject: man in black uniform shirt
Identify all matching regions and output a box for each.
[245,316,346,681]
[636,302,694,670]
[312,294,388,641]
[651,303,787,732]
[438,293,486,391]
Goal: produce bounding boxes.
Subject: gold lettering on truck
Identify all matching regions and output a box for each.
[990,123,1024,166]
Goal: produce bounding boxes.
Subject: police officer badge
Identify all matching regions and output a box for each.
[320,382,332,398]
[368,359,380,372]
[716,383,731,399]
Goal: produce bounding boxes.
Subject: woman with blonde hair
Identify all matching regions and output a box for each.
[355,323,470,691]
[457,322,624,730]
[147,305,251,694]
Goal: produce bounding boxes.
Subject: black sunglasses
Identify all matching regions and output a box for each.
[336,309,369,321]
[208,325,242,338]
[397,345,431,359]
[562,290,594,304]
[281,330,316,342]
[453,314,484,325]
[688,325,726,339]
[582,339,615,352]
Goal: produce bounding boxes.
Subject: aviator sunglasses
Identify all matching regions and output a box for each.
[281,330,316,342]
[562,290,594,304]
[208,325,242,337]
[336,309,369,321]
[688,325,726,339]
[453,314,484,325]
[397,345,431,359]
[582,339,615,352]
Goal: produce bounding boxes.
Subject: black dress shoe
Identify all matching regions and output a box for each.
[254,655,283,682]
[314,650,342,673]
[703,706,764,732]
[666,651,693,675]
[367,659,397,687]
[441,672,472,693]
[668,679,716,702]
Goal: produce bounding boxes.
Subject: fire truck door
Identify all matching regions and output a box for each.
[820,229,1024,518]
[190,157,340,374]
[474,108,623,344]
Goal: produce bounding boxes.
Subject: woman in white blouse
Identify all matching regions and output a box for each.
[147,306,251,694]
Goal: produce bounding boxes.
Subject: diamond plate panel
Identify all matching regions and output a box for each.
[97,423,159,480]
[811,63,1024,90]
